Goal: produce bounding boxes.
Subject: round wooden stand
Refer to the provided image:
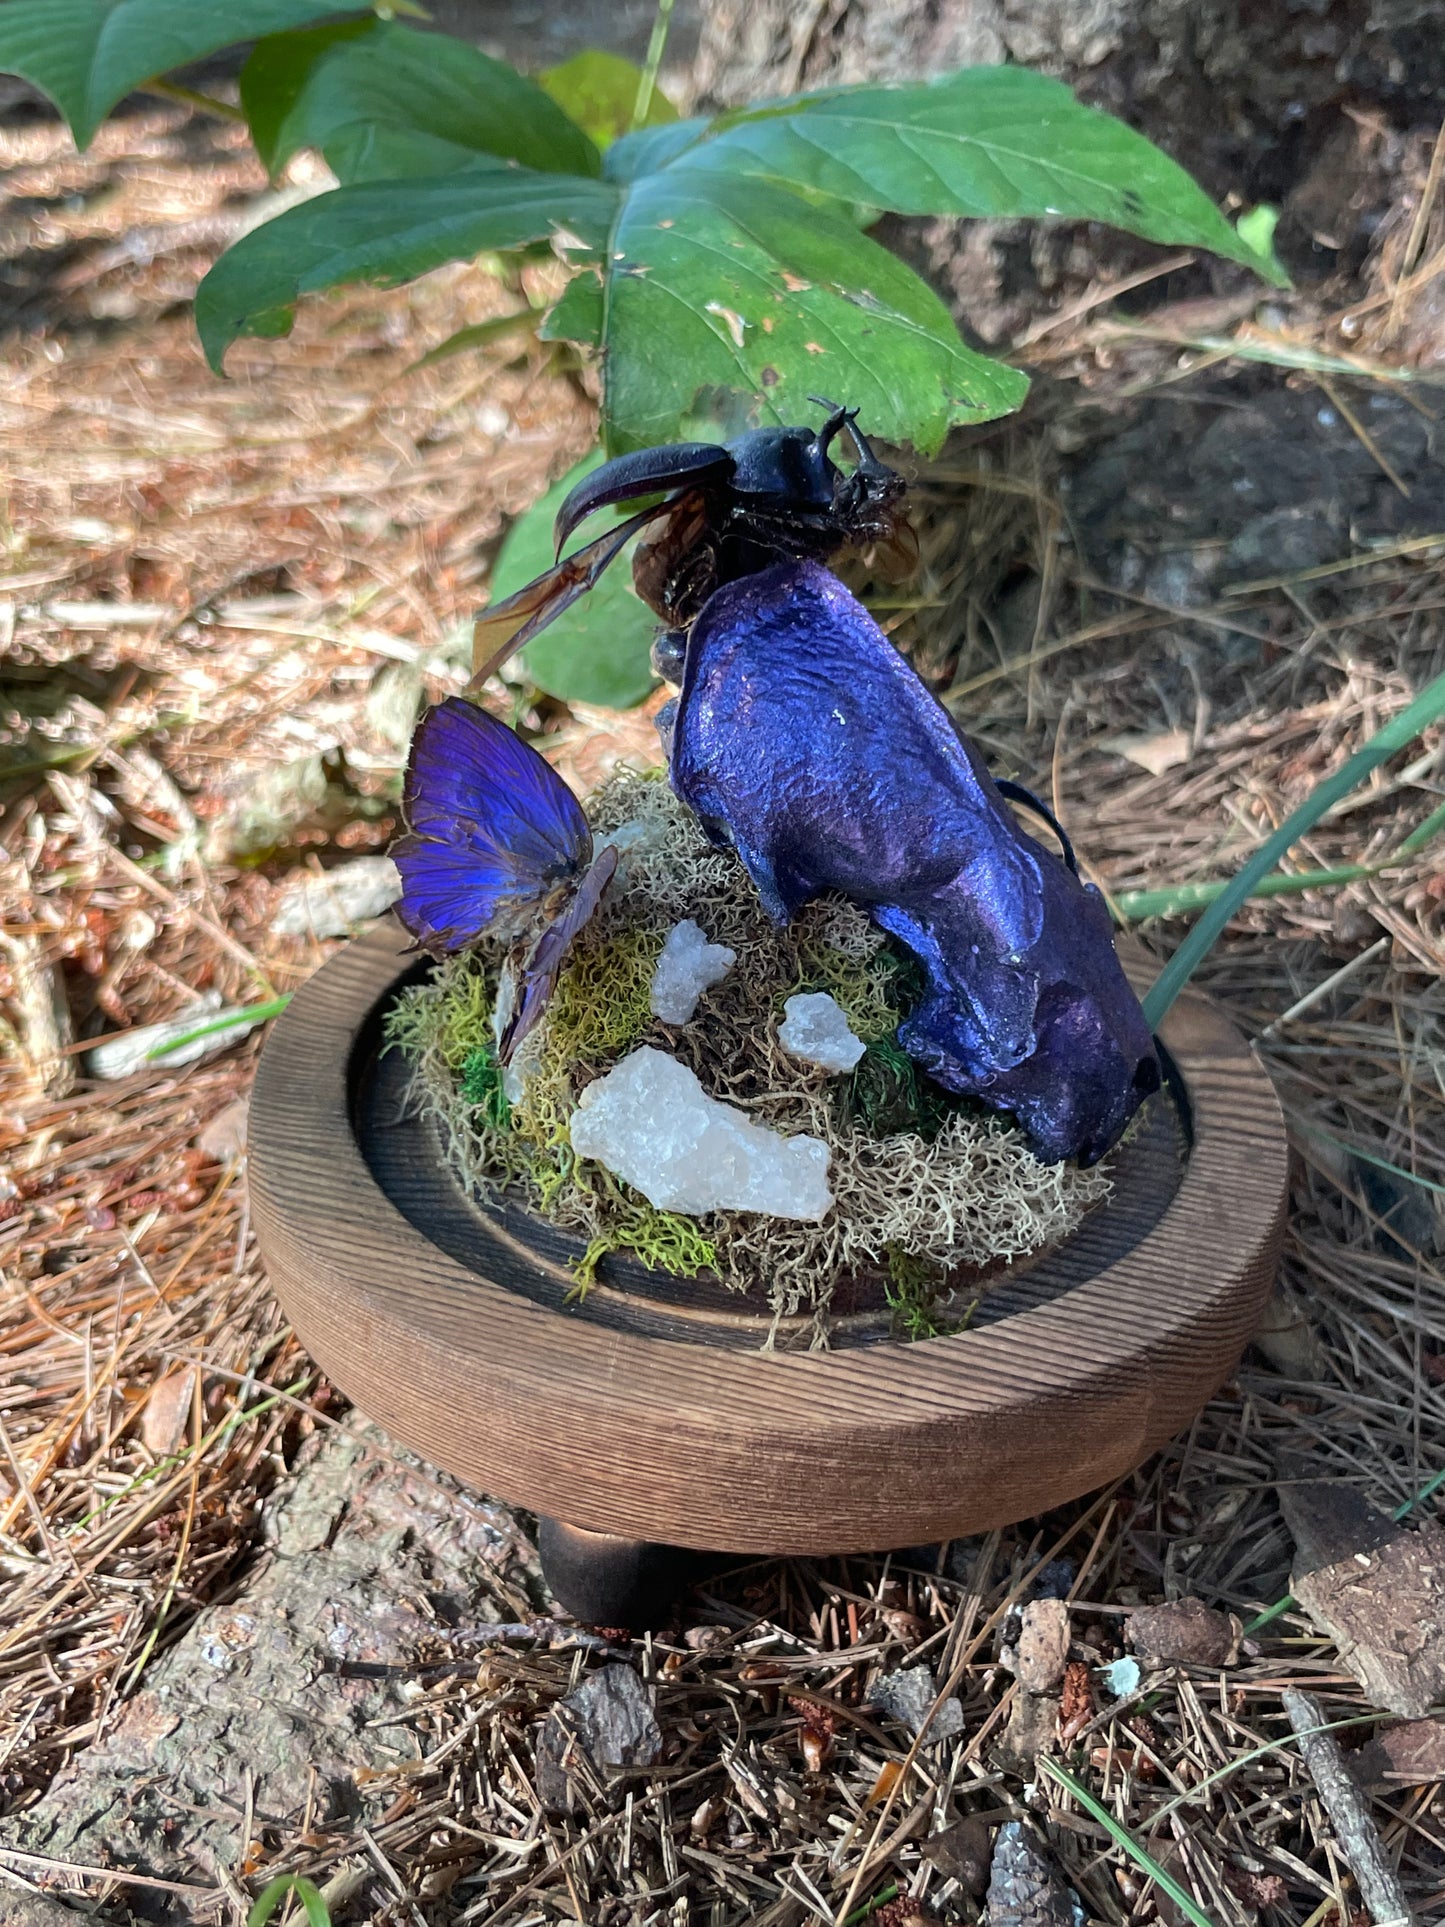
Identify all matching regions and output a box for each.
[251,921,1287,1622]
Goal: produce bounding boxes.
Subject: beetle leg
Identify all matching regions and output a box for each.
[651,629,688,683]
[994,779,1080,877]
[467,500,668,690]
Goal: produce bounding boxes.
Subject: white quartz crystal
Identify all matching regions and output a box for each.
[569,1046,833,1220]
[778,992,867,1073]
[593,818,653,862]
[648,918,736,1024]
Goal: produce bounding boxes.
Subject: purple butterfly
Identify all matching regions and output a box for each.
[392,697,618,1060]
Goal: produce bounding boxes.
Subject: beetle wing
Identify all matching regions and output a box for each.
[554,442,734,554]
[468,501,669,690]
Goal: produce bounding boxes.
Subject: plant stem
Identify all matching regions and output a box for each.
[632,0,676,130]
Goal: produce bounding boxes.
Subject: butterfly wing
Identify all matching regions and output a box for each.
[395,698,592,953]
[498,842,619,1061]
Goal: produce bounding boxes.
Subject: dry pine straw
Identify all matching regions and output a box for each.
[0,96,1442,1925]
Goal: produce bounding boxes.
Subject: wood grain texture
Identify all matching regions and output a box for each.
[250,921,1288,1554]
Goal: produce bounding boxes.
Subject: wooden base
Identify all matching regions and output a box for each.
[536,1520,709,1629]
[250,921,1287,1561]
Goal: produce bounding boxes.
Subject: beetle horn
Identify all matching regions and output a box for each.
[809,396,857,462]
[553,442,735,557]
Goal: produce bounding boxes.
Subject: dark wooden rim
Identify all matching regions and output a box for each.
[250,921,1288,1553]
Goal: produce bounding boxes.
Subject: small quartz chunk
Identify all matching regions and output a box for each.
[648,918,736,1024]
[569,1046,832,1220]
[778,992,866,1073]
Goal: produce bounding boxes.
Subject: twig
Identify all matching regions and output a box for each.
[1257,938,1390,1039]
[1282,1688,1415,1927]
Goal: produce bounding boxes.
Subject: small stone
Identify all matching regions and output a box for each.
[648,918,736,1024]
[922,1815,992,1895]
[535,1664,662,1813]
[1011,1598,1071,1694]
[868,1664,965,1743]
[1127,1597,1241,1668]
[777,991,866,1072]
[570,1046,832,1219]
[1101,1655,1142,1698]
[593,818,655,864]
[271,856,401,939]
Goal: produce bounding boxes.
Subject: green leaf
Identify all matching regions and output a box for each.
[192,56,1268,456]
[195,171,618,371]
[539,271,604,349]
[247,1874,330,1927]
[490,451,659,709]
[684,67,1288,283]
[240,17,377,178]
[260,21,601,184]
[601,171,1028,455]
[1234,202,1288,283]
[0,0,360,149]
[1142,665,1445,1028]
[605,117,710,183]
[541,49,677,150]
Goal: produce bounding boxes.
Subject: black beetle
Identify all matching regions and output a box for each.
[469,402,909,688]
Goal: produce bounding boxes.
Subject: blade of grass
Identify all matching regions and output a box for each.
[1122,793,1445,923]
[1120,862,1376,921]
[842,1884,900,1926]
[407,310,542,372]
[146,995,292,1061]
[1037,1758,1220,1927]
[1141,668,1445,1028]
[247,1874,331,1927]
[1147,1710,1387,1826]
[1299,1125,1445,1200]
[1099,316,1436,384]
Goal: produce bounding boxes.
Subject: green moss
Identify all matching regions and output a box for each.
[433,960,501,1070]
[460,1045,510,1130]
[791,939,900,1045]
[573,1201,717,1295]
[847,1035,955,1141]
[542,927,658,1063]
[884,1246,958,1341]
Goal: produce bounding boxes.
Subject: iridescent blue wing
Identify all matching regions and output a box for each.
[395,697,591,953]
[499,842,619,1060]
